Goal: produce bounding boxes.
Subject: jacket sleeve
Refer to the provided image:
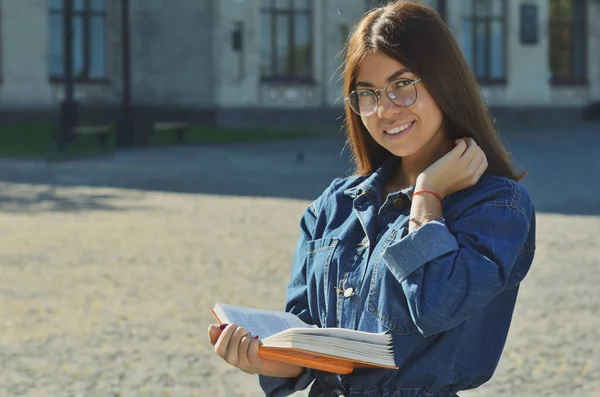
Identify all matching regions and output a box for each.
[258,180,334,396]
[381,183,535,337]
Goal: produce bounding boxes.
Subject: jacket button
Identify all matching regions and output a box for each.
[394,197,405,209]
[343,287,354,298]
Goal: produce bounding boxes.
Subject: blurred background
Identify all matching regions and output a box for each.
[0,0,598,150]
[0,1,598,397]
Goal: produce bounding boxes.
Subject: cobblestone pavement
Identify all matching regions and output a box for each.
[0,123,598,397]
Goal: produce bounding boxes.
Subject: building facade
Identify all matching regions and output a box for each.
[0,0,599,128]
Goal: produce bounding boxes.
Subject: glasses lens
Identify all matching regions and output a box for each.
[349,90,377,116]
[387,79,417,107]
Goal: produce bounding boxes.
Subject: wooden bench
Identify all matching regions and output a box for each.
[73,124,115,148]
[152,121,189,143]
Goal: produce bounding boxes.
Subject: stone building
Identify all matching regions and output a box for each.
[0,0,598,128]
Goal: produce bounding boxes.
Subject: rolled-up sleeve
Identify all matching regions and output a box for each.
[382,187,534,337]
[384,220,458,283]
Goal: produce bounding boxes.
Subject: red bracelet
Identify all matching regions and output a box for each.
[412,190,443,205]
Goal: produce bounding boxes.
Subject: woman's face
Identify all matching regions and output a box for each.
[354,51,446,159]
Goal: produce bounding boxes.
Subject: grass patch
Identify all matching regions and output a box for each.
[0,122,55,158]
[0,122,326,159]
[0,122,116,160]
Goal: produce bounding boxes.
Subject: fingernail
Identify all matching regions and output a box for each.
[219,324,229,330]
[253,335,259,340]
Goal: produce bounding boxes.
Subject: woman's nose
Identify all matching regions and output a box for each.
[377,91,402,119]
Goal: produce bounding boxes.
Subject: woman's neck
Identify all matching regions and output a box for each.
[396,132,454,188]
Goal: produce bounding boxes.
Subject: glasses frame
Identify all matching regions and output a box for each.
[345,77,423,117]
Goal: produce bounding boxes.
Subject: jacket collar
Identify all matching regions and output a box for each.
[343,156,400,198]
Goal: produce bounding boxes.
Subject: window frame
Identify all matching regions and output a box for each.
[549,0,588,86]
[462,0,508,85]
[260,0,314,84]
[49,0,109,83]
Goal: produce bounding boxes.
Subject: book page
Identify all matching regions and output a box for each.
[214,303,313,339]
[287,327,391,345]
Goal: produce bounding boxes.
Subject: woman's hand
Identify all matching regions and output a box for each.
[208,323,305,378]
[416,138,488,199]
[208,323,263,375]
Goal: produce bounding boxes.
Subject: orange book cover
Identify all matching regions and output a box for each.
[210,308,399,374]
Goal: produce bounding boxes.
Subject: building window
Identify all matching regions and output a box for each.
[260,0,313,81]
[49,0,107,81]
[549,0,587,84]
[461,0,507,83]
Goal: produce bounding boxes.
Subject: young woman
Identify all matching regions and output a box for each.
[208,2,536,396]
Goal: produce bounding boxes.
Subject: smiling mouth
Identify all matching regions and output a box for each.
[384,121,415,135]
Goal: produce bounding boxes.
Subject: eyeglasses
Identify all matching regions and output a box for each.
[345,77,422,117]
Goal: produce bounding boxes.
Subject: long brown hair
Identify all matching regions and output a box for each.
[342,1,524,181]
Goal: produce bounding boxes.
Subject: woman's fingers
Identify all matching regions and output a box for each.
[208,324,223,346]
[237,332,255,368]
[461,138,487,178]
[475,153,489,179]
[468,147,485,172]
[461,138,480,163]
[225,326,250,366]
[452,139,468,157]
[247,337,262,368]
[210,323,263,374]
[214,324,238,359]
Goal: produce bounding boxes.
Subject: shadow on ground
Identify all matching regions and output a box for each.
[0,123,598,215]
[0,184,147,213]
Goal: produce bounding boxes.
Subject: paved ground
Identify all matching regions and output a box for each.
[0,123,598,397]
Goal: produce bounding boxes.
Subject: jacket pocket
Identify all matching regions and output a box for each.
[367,227,419,336]
[306,238,339,326]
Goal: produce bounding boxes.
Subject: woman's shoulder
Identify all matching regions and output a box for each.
[306,175,367,216]
[328,175,371,195]
[446,175,534,218]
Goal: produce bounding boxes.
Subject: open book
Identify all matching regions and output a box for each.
[211,302,398,374]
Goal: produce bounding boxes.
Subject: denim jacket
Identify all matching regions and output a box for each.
[259,156,536,397]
